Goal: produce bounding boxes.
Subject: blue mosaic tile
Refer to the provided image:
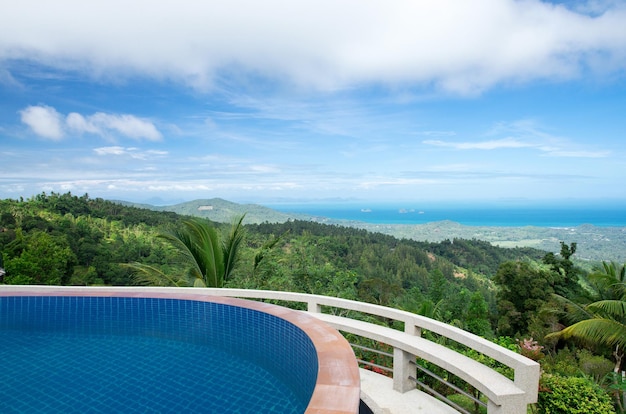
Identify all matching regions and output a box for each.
[0,296,318,413]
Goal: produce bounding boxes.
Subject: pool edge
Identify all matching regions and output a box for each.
[0,285,361,414]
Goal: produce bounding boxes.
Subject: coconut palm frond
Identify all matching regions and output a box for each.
[550,263,626,368]
[159,219,224,287]
[588,262,626,300]
[193,277,207,287]
[557,318,626,350]
[254,229,289,271]
[187,219,223,288]
[146,216,249,288]
[158,225,203,279]
[603,261,626,282]
[222,214,246,282]
[587,299,626,320]
[123,262,183,287]
[550,293,594,324]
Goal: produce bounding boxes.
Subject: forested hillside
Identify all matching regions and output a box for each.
[0,192,546,327]
[1,192,624,413]
[127,198,626,262]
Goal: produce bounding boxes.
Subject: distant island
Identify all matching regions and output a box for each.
[119,198,626,263]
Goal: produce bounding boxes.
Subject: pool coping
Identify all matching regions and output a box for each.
[0,286,361,414]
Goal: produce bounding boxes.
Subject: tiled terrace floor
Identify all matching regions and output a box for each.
[360,369,458,414]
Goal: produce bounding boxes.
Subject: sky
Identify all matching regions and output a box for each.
[1,0,626,207]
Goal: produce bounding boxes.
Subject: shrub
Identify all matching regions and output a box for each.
[541,348,615,381]
[538,374,616,414]
[577,350,614,382]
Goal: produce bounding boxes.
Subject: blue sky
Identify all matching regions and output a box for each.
[1,0,625,206]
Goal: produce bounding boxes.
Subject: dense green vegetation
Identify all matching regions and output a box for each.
[1,192,624,413]
[138,198,626,263]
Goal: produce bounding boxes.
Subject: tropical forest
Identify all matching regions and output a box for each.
[1,192,624,413]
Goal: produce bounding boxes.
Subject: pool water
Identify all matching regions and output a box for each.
[0,296,317,413]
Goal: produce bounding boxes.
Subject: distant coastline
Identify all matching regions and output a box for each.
[267,203,626,228]
[265,203,626,263]
[129,198,626,263]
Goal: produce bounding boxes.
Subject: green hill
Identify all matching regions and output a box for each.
[124,198,626,263]
[116,198,318,224]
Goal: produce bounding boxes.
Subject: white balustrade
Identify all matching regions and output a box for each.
[211,288,540,414]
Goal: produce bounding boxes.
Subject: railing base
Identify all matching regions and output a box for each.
[360,369,458,414]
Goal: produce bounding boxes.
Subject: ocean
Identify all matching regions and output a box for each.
[268,203,626,227]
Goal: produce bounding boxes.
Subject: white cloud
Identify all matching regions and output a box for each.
[87,113,162,141]
[20,105,162,141]
[417,131,457,137]
[0,68,23,88]
[423,137,532,150]
[67,112,162,140]
[66,113,100,134]
[93,146,127,156]
[1,0,625,93]
[19,105,64,140]
[542,149,611,158]
[422,123,612,158]
[93,146,168,160]
[146,149,168,156]
[249,164,281,173]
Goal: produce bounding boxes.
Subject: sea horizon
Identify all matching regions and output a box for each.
[266,202,626,228]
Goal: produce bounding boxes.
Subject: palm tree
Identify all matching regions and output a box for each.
[548,262,626,411]
[549,262,626,371]
[588,262,626,301]
[551,298,626,370]
[129,215,246,288]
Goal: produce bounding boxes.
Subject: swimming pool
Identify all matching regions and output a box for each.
[0,287,360,413]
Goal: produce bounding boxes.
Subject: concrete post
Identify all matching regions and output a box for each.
[393,347,416,393]
[404,318,421,336]
[307,300,322,313]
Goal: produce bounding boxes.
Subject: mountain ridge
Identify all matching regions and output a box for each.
[114,198,318,224]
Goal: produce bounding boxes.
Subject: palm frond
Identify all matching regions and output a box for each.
[185,219,223,288]
[151,216,247,288]
[550,294,594,324]
[159,219,224,287]
[158,226,202,279]
[122,262,184,287]
[556,318,626,350]
[254,229,289,271]
[193,277,207,287]
[588,261,626,300]
[587,299,626,320]
[222,214,246,282]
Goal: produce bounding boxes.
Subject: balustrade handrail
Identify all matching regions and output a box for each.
[208,288,540,414]
[1,286,540,414]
